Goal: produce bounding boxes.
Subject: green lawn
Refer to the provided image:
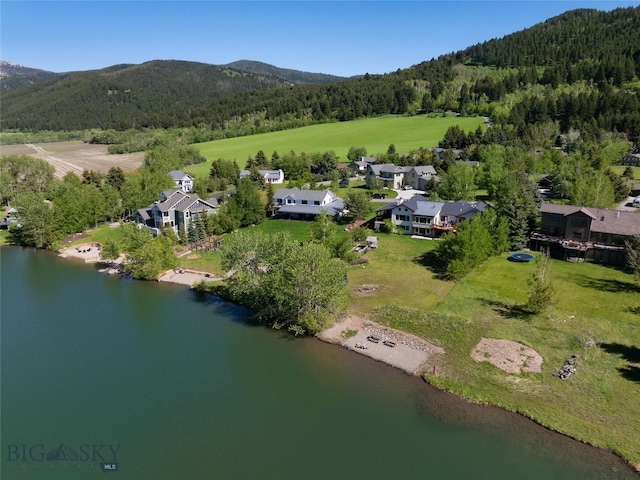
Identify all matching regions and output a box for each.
[178,250,223,276]
[346,233,454,313]
[365,251,640,466]
[187,115,485,177]
[610,165,640,179]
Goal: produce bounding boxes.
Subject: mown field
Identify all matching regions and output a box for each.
[188,115,485,176]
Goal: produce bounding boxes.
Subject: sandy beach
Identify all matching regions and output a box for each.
[318,315,444,375]
[157,268,218,286]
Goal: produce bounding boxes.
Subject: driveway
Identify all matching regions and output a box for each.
[394,188,425,200]
[616,196,640,212]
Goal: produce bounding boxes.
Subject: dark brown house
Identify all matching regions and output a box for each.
[530,204,640,264]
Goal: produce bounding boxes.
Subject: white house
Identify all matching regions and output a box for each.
[376,196,487,237]
[272,188,345,220]
[239,169,285,184]
[168,170,194,193]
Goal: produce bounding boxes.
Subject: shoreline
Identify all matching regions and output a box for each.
[317,314,445,376]
[51,243,639,473]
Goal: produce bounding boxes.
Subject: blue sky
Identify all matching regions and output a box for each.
[2,1,639,77]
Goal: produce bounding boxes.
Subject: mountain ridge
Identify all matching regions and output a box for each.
[1,6,639,134]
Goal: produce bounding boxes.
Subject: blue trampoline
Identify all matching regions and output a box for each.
[510,252,535,262]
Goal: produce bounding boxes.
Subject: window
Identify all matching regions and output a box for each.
[314,201,320,205]
[570,217,588,228]
[301,200,307,205]
[548,213,563,222]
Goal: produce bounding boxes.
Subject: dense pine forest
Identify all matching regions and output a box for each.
[2,6,639,146]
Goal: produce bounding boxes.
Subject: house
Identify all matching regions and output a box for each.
[440,200,488,224]
[349,156,377,174]
[272,188,345,220]
[403,165,438,191]
[365,164,438,190]
[134,189,219,235]
[431,147,463,160]
[535,174,554,198]
[621,153,640,167]
[239,169,285,184]
[529,203,640,264]
[376,196,486,237]
[366,164,406,189]
[168,170,194,193]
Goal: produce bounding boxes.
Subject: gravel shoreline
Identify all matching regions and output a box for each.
[317,315,444,375]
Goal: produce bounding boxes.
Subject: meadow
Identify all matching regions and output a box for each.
[187,115,485,176]
[355,244,640,468]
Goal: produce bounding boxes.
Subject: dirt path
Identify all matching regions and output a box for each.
[0,141,144,178]
[26,143,86,177]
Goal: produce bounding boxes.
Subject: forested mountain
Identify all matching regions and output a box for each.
[2,6,640,141]
[0,60,298,130]
[0,61,58,91]
[223,60,346,84]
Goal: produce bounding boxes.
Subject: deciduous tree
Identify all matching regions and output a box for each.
[525,253,555,314]
[344,190,371,220]
[220,231,347,334]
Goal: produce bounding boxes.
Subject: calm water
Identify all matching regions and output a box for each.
[1,247,636,480]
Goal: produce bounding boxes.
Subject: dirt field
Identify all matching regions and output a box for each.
[470,338,543,374]
[0,141,145,178]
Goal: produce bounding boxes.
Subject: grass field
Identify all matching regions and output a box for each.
[611,165,640,178]
[361,249,640,467]
[187,115,485,177]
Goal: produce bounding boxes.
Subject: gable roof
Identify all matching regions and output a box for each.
[441,200,488,217]
[540,203,640,236]
[273,188,336,202]
[397,196,445,216]
[154,189,217,213]
[168,170,193,181]
[239,169,283,180]
[278,199,345,217]
[410,165,437,176]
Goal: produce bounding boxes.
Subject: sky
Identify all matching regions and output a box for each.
[2,1,639,78]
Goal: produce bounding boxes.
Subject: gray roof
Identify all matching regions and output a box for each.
[273,188,337,202]
[375,200,402,213]
[135,208,152,222]
[441,200,488,217]
[168,170,192,181]
[379,164,410,174]
[411,165,437,175]
[540,204,640,236]
[154,190,217,213]
[278,199,345,216]
[400,196,445,216]
[239,169,283,180]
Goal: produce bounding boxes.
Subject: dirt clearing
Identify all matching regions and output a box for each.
[471,338,543,374]
[0,141,145,178]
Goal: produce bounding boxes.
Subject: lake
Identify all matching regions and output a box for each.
[1,247,635,479]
